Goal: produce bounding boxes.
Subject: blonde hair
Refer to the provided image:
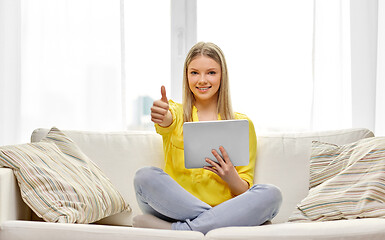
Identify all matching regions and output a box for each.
[182,42,235,122]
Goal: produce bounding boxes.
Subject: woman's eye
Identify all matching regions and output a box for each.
[208,71,216,75]
[190,71,198,75]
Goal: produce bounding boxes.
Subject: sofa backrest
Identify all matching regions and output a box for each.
[31,127,374,225]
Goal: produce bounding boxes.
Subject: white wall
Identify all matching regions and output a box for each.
[350,0,378,132]
[0,0,21,145]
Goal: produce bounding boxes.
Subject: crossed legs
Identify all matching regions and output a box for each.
[133,167,282,234]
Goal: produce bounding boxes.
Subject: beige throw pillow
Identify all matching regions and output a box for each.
[290,137,385,222]
[0,127,130,223]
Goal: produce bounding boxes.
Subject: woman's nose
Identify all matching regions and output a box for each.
[198,76,208,84]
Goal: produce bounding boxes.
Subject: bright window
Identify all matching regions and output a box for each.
[20,0,122,140]
[17,0,314,143]
[197,0,313,132]
[123,0,171,130]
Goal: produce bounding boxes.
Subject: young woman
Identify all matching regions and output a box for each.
[133,42,282,234]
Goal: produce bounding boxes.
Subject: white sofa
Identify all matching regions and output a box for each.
[2,127,385,240]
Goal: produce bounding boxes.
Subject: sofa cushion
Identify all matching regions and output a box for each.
[0,220,204,240]
[205,218,385,240]
[290,137,385,222]
[0,127,130,223]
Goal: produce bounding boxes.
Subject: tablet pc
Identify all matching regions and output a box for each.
[183,119,249,169]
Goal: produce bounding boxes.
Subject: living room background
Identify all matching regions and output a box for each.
[0,0,384,146]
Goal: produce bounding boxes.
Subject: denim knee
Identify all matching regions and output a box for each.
[263,184,282,218]
[133,166,162,193]
[262,184,282,201]
[249,184,282,218]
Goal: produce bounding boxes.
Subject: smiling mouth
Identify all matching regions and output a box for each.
[197,86,212,90]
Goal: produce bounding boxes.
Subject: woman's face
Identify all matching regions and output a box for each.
[187,55,221,105]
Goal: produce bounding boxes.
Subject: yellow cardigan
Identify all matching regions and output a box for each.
[155,100,257,207]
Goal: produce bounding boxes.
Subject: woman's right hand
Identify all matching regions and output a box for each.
[151,86,173,127]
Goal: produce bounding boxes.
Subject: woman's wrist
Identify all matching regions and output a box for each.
[158,111,173,127]
[227,176,249,196]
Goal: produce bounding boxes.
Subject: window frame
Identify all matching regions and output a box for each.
[170,0,197,102]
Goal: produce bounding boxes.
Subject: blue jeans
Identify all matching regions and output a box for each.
[134,166,282,234]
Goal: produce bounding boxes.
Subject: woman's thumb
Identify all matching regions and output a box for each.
[161,85,168,103]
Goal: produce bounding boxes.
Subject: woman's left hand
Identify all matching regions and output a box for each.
[204,146,239,183]
[204,146,249,195]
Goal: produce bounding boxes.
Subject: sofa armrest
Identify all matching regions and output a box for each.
[0,168,31,223]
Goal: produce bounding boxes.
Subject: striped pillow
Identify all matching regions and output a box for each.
[309,141,347,189]
[289,137,385,222]
[0,127,130,223]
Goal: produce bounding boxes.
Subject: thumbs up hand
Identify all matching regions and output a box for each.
[151,86,173,127]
